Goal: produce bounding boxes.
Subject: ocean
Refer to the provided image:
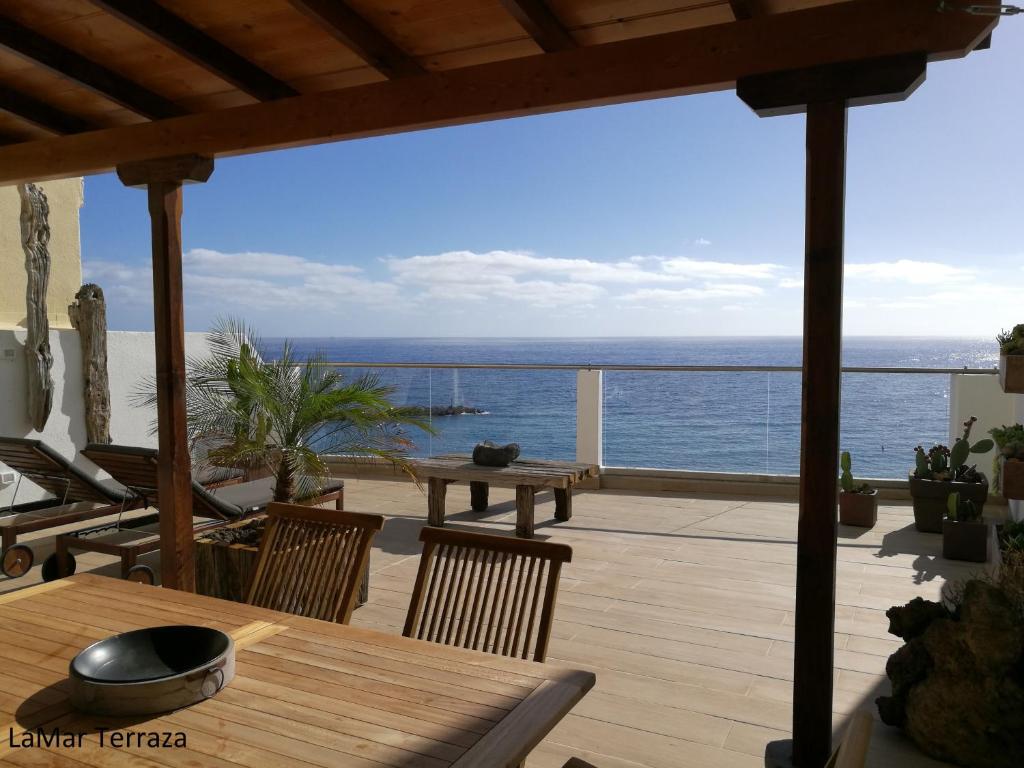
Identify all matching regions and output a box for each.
[266,337,999,479]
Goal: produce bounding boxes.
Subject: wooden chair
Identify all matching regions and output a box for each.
[403,526,572,662]
[246,503,383,624]
[826,710,874,768]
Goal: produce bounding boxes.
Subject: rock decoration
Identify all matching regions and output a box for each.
[19,183,53,431]
[472,441,520,467]
[69,284,112,444]
[876,583,1024,768]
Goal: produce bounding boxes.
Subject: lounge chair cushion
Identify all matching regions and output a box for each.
[196,477,345,519]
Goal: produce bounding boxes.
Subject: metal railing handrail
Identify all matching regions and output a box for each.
[320,361,998,374]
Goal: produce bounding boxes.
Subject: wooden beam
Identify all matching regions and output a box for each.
[287,0,424,78]
[0,85,96,134]
[88,0,298,101]
[737,52,928,117]
[0,15,184,119]
[791,98,846,768]
[498,0,577,52]
[116,154,213,592]
[0,0,994,184]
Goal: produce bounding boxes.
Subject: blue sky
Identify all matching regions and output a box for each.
[81,22,1023,337]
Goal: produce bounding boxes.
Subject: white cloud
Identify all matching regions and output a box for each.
[694,237,712,247]
[618,284,764,304]
[845,260,975,285]
[778,278,803,289]
[659,256,781,281]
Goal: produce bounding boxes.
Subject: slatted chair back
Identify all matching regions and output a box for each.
[403,527,573,663]
[247,503,383,624]
[0,437,125,504]
[81,443,160,495]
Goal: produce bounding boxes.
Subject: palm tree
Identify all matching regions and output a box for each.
[136,318,430,502]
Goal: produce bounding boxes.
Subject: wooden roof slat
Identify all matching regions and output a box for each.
[498,0,577,52]
[0,83,95,133]
[0,0,996,185]
[287,0,426,78]
[0,13,185,119]
[86,0,299,102]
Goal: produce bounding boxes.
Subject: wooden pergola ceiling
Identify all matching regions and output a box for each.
[0,0,995,184]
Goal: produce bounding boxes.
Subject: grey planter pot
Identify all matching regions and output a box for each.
[909,475,988,533]
[839,490,877,528]
[942,518,991,563]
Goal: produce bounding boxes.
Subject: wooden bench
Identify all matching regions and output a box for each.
[410,455,598,538]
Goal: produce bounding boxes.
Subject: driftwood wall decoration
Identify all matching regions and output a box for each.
[19,183,53,431]
[69,284,112,444]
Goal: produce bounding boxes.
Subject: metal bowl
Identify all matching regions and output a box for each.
[69,625,234,716]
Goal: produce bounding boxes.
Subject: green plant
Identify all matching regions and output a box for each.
[1000,520,1024,555]
[135,318,432,502]
[997,324,1024,356]
[913,416,994,483]
[946,491,982,523]
[840,451,873,494]
[989,424,1024,493]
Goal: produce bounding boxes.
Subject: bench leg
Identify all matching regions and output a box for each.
[1,528,15,553]
[55,537,72,578]
[121,550,137,580]
[515,485,535,538]
[470,481,489,512]
[428,478,448,527]
[358,559,370,606]
[554,488,572,522]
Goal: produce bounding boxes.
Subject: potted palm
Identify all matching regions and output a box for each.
[990,423,1024,500]
[838,451,877,527]
[943,491,990,563]
[997,325,1024,394]
[909,416,992,533]
[138,318,430,601]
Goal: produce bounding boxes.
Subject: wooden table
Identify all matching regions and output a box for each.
[411,456,598,537]
[0,573,594,768]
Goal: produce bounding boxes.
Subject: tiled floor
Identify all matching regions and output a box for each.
[3,479,982,767]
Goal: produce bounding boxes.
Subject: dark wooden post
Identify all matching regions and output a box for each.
[117,154,214,592]
[792,98,846,767]
[738,54,926,767]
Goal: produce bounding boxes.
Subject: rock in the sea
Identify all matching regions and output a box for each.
[877,580,1024,768]
[472,441,520,467]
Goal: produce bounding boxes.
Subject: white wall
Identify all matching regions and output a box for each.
[948,374,1013,483]
[0,329,212,507]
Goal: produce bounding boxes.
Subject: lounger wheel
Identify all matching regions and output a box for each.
[41,552,76,582]
[126,564,155,585]
[1,545,34,578]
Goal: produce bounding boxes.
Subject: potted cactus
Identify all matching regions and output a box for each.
[839,451,877,527]
[909,417,993,533]
[997,325,1024,394]
[942,491,990,562]
[990,423,1024,500]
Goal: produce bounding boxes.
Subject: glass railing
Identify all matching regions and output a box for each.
[319,362,998,479]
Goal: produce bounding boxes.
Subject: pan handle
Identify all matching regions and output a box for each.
[201,666,226,697]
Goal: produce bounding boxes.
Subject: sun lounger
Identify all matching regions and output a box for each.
[44,444,344,584]
[0,437,140,578]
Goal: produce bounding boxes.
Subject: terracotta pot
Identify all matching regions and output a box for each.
[942,518,990,563]
[1002,459,1024,500]
[909,475,988,533]
[999,354,1024,394]
[839,490,877,528]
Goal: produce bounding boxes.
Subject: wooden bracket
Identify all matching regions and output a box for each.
[737,52,927,117]
[116,154,214,187]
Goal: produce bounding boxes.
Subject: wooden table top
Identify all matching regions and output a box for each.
[411,456,598,489]
[0,573,595,768]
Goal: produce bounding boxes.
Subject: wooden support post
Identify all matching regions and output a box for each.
[515,485,535,538]
[117,154,213,592]
[738,54,925,768]
[427,477,447,527]
[469,481,489,512]
[791,99,846,768]
[554,487,572,521]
